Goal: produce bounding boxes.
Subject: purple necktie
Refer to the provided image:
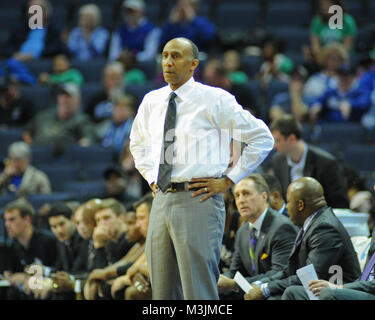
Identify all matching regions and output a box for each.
[360,251,375,281]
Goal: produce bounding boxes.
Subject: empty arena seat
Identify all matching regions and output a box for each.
[61,180,105,198]
[36,164,79,191]
[72,58,106,83]
[343,145,375,172]
[21,85,52,111]
[265,2,309,27]
[27,192,75,211]
[65,145,115,166]
[216,3,259,29]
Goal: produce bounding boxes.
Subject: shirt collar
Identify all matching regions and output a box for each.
[278,203,286,215]
[165,76,195,102]
[287,143,308,168]
[302,210,319,232]
[249,206,268,232]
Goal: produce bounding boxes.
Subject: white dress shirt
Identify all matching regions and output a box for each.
[130,77,274,185]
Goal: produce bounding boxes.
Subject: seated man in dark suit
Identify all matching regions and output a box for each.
[244,177,361,300]
[262,173,289,217]
[270,114,349,209]
[2,199,58,299]
[284,223,375,300]
[217,174,297,298]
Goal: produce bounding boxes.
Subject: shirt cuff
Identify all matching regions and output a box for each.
[260,283,270,298]
[44,266,52,277]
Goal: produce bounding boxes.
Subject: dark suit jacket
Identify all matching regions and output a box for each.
[264,206,361,296]
[225,208,297,283]
[272,144,349,209]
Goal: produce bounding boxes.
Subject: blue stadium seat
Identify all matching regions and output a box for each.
[241,56,262,78]
[266,80,289,107]
[343,145,375,172]
[72,58,106,83]
[61,180,105,198]
[216,3,259,29]
[23,59,52,77]
[270,27,310,53]
[127,82,159,104]
[0,9,21,29]
[36,164,80,191]
[81,82,103,109]
[31,145,55,165]
[0,128,23,162]
[307,123,365,145]
[21,85,51,111]
[65,145,115,166]
[265,2,309,27]
[27,192,75,211]
[83,163,112,181]
[136,60,157,81]
[0,194,16,212]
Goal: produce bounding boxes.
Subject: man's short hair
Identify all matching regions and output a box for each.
[133,193,153,212]
[246,173,270,199]
[47,202,73,220]
[99,198,126,216]
[8,141,31,162]
[261,173,283,195]
[269,114,302,140]
[4,199,35,219]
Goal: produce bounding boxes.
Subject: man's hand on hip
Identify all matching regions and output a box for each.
[189,177,234,202]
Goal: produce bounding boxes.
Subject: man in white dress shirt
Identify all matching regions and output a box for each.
[129,37,274,299]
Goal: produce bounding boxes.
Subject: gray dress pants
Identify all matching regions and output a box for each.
[146,190,225,300]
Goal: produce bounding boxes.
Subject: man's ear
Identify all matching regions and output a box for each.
[190,59,199,72]
[297,199,305,212]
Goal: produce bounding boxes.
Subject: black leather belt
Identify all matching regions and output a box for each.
[163,182,200,193]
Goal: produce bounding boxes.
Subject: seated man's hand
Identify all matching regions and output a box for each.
[244,284,265,300]
[308,280,342,297]
[51,271,74,292]
[88,269,108,282]
[132,273,150,293]
[111,275,131,299]
[5,272,27,287]
[93,225,111,248]
[217,274,236,294]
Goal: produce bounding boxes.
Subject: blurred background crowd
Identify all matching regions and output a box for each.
[1,0,375,300]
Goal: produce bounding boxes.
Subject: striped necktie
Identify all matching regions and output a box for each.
[360,251,375,281]
[157,92,177,192]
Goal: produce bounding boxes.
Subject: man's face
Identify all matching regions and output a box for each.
[286,186,303,227]
[272,130,293,154]
[162,39,198,90]
[6,157,28,175]
[57,93,79,120]
[4,209,30,239]
[104,69,123,92]
[74,208,95,240]
[233,179,267,222]
[122,212,142,242]
[135,203,150,237]
[95,208,119,237]
[49,215,74,242]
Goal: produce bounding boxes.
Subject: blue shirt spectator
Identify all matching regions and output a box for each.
[109,0,160,62]
[67,4,109,61]
[359,65,375,130]
[19,28,47,59]
[310,65,371,123]
[160,0,216,53]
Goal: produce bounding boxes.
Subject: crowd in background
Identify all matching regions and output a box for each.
[1,0,375,300]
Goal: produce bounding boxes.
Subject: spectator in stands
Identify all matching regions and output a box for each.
[222,49,249,85]
[102,165,128,203]
[309,64,371,123]
[67,4,109,61]
[85,62,125,124]
[359,55,375,131]
[0,142,51,197]
[0,76,35,127]
[109,0,161,62]
[108,194,151,300]
[2,199,58,299]
[85,195,151,300]
[10,0,67,62]
[270,114,350,208]
[258,37,294,86]
[101,94,135,156]
[23,83,96,156]
[244,177,361,300]
[38,54,84,86]
[160,0,216,53]
[262,173,289,217]
[304,43,347,103]
[269,65,310,122]
[120,142,149,200]
[117,50,146,85]
[218,174,297,299]
[91,198,133,269]
[310,0,357,60]
[203,57,259,116]
[344,165,373,214]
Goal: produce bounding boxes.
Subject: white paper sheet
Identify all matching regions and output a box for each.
[296,264,319,300]
[0,280,11,287]
[234,271,253,293]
